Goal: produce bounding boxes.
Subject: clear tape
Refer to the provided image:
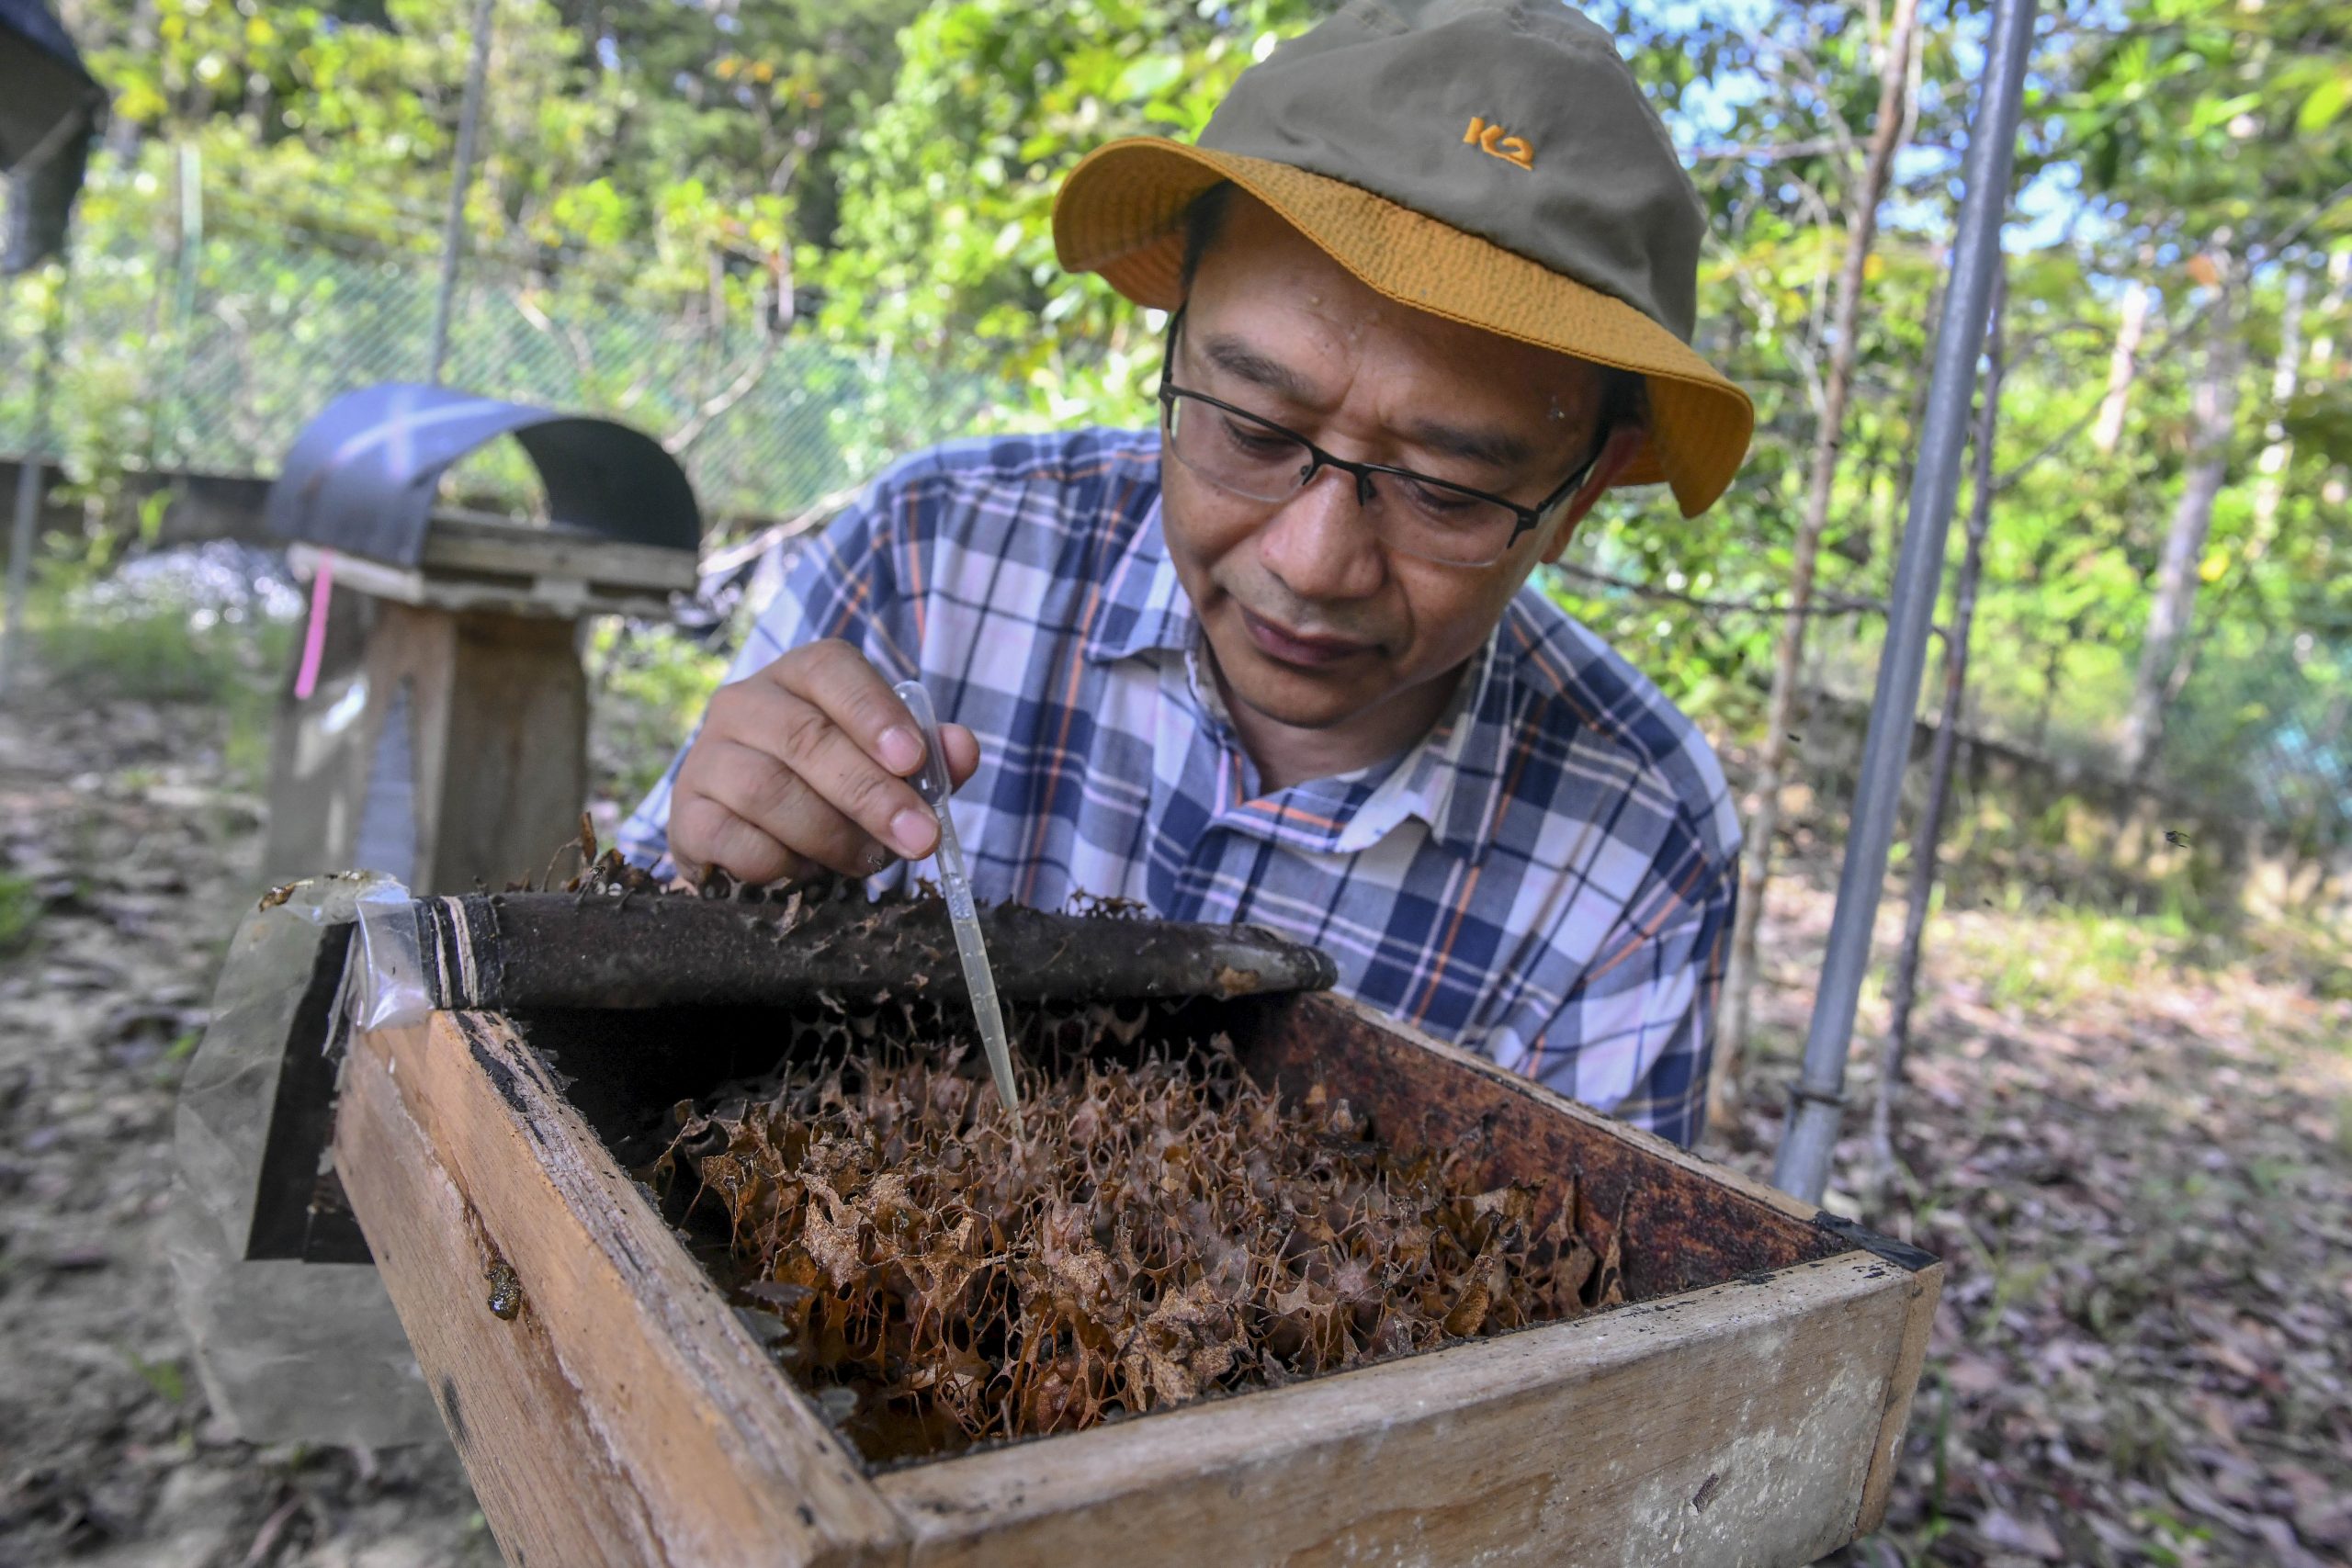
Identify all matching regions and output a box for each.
[350,879,430,1030]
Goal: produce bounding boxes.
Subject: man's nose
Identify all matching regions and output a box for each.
[1257,465,1387,601]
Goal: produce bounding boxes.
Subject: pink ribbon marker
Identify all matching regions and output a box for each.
[293,549,334,700]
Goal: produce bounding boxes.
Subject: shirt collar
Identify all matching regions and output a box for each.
[1081,491,1521,854]
[1340,619,1515,853]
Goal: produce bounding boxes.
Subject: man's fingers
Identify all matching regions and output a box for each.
[781,640,933,777]
[941,723,980,789]
[714,679,940,859]
[687,648,986,882]
[666,795,815,886]
[693,737,893,877]
[755,643,989,796]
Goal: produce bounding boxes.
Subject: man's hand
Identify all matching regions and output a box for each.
[668,639,980,886]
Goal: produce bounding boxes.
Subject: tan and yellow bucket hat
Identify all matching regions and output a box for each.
[1054,0,1754,517]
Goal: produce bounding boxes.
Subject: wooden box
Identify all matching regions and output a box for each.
[333,992,1938,1568]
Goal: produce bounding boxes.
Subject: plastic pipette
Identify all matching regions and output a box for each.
[892,681,1023,1132]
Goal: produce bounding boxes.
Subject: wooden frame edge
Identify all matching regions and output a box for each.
[342,1013,908,1568]
[1854,1258,1943,1537]
[876,1249,1915,1563]
[1312,992,1825,1223]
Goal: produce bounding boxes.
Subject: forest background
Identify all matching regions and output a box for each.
[8,0,2349,864]
[1,0,2350,1563]
[9,0,2351,1130]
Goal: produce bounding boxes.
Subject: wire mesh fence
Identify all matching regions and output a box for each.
[5,174,2345,853]
[2158,629,2352,853]
[0,193,1001,530]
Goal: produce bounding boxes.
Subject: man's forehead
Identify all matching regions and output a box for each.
[1187,195,1606,421]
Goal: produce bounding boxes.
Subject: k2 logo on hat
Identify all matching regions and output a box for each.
[1463,116,1533,170]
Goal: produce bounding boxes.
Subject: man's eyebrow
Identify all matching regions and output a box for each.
[1196,332,1542,474]
[1198,333,1323,405]
[1395,418,1533,473]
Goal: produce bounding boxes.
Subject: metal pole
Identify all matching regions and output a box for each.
[426,0,496,385]
[1773,0,2038,1203]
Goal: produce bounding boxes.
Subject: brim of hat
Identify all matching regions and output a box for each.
[1054,140,1754,518]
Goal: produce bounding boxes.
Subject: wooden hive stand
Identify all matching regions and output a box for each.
[256,383,703,892]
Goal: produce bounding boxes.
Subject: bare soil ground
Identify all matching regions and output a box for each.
[1718,865,2352,1566]
[2,666,2346,1566]
[0,678,496,1567]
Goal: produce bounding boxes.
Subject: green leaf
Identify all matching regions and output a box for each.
[2297,73,2350,134]
[1115,52,1184,100]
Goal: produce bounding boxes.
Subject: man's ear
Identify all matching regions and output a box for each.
[1538,422,1648,565]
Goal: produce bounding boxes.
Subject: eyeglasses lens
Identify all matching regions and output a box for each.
[1166,395,1519,566]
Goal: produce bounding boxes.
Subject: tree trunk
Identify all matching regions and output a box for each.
[2177,257,2342,721]
[2119,256,2241,783]
[1707,0,1924,1134]
[2310,250,2351,380]
[2245,265,2309,555]
[2093,276,2154,456]
[2313,252,2352,508]
[1871,264,2007,1178]
[2,269,70,693]
[2029,638,2064,752]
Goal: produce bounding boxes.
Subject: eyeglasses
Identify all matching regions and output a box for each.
[1156,306,1604,568]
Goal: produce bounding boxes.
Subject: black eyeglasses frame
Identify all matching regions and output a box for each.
[1155,305,1606,566]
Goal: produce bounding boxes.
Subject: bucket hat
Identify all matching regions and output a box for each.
[1054,0,1753,517]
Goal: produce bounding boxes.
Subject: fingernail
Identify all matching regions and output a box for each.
[878,727,924,773]
[891,807,936,858]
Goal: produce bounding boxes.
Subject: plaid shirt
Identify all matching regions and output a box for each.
[621,428,1741,1146]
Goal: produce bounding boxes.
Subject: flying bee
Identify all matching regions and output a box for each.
[2165,829,2192,848]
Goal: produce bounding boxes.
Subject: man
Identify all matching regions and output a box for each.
[619,0,1754,1147]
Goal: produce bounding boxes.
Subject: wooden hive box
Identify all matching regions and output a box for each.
[334,989,1939,1568]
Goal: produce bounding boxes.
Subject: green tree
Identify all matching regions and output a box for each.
[2060,0,2352,777]
[815,0,1329,425]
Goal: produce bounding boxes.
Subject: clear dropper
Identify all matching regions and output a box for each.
[892,680,1023,1134]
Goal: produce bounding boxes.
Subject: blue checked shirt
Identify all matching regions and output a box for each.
[621,428,1742,1146]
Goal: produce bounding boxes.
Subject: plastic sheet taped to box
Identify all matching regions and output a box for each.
[351,876,430,1030]
[167,873,444,1447]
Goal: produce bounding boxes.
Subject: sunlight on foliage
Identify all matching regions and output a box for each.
[587,621,730,810]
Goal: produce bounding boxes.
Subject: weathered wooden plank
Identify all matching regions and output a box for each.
[335,1021,678,1564]
[418,608,587,894]
[1854,1258,1943,1537]
[1233,992,1842,1297]
[326,601,592,893]
[423,509,701,592]
[876,1252,1914,1568]
[406,894,1337,1012]
[288,542,682,621]
[337,992,1933,1568]
[334,1014,906,1568]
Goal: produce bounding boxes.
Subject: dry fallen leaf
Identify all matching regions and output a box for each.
[1976,1507,2065,1561]
[653,1022,1620,1461]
